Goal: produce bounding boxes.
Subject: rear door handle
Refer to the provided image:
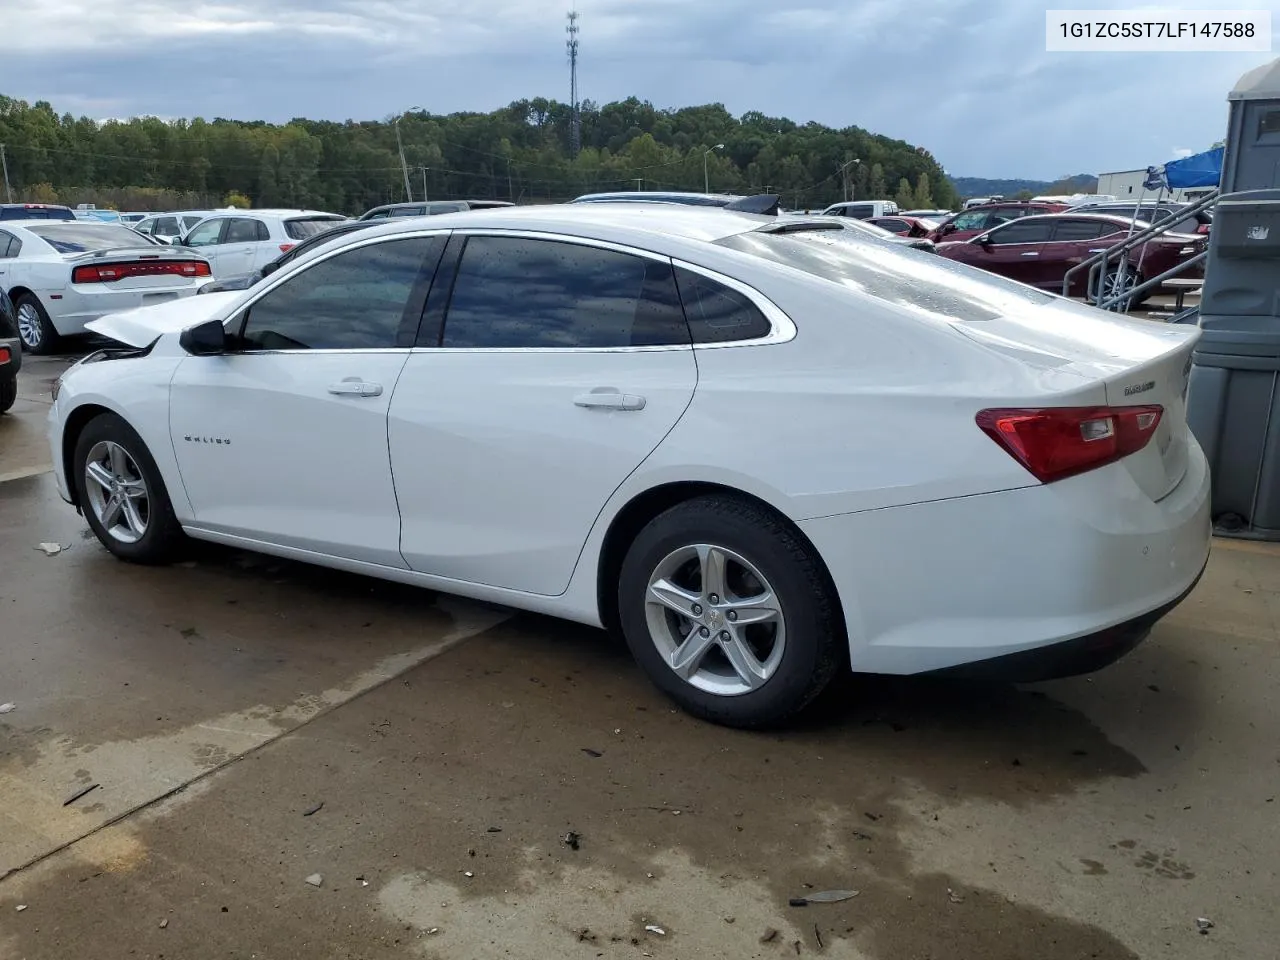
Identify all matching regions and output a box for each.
[574,388,646,411]
[1019,251,1039,257]
[328,378,383,397]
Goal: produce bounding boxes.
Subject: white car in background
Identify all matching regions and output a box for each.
[174,210,347,278]
[134,212,217,244]
[47,205,1210,728]
[0,221,212,354]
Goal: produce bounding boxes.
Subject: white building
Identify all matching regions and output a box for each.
[1095,168,1217,203]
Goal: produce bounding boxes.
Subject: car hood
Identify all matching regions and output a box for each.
[84,291,241,347]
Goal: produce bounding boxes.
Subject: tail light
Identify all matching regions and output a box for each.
[72,261,211,283]
[278,243,296,253]
[1197,223,1210,234]
[976,405,1163,483]
[0,346,9,365]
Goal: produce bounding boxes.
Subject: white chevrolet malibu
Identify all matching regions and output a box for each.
[46,205,1211,728]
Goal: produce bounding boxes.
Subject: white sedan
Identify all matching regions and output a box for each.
[0,221,213,354]
[47,205,1211,728]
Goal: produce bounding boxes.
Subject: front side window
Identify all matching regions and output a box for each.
[184,220,224,247]
[238,236,441,351]
[440,236,689,349]
[224,218,263,243]
[285,217,345,240]
[949,210,989,231]
[984,220,1054,245]
[1050,219,1107,242]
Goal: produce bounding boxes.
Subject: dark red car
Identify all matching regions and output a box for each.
[866,215,940,238]
[929,202,1068,243]
[935,213,1207,304]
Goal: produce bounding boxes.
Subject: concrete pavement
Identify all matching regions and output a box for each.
[1,344,1277,959]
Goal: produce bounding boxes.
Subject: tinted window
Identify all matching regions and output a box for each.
[876,219,910,233]
[1051,219,1107,241]
[986,220,1054,244]
[154,216,180,235]
[185,220,223,246]
[441,236,689,349]
[182,215,204,230]
[285,217,345,240]
[1259,109,1280,137]
[427,202,467,214]
[949,210,989,231]
[225,218,262,243]
[675,267,771,343]
[24,223,155,253]
[0,233,16,258]
[838,204,875,219]
[240,237,439,351]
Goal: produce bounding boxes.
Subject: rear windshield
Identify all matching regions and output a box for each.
[25,223,157,253]
[285,217,347,240]
[1,206,76,221]
[718,228,1053,323]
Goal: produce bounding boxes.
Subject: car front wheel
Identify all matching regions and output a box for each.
[73,412,186,564]
[618,495,843,729]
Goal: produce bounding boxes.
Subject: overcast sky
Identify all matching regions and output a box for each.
[4,0,1277,180]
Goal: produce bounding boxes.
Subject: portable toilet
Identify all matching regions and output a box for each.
[1222,58,1280,193]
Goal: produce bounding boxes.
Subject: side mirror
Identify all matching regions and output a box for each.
[976,236,993,250]
[179,318,227,356]
[941,223,957,235]
[261,260,281,277]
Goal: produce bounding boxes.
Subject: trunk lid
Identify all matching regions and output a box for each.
[954,298,1197,501]
[65,248,212,290]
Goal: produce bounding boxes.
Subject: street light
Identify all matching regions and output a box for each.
[704,143,725,194]
[839,158,861,202]
[394,106,423,202]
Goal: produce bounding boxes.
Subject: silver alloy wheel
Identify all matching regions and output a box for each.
[83,440,150,544]
[644,543,786,696]
[1103,267,1137,304]
[16,302,42,349]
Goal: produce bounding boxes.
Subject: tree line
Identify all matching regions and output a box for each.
[0,94,960,215]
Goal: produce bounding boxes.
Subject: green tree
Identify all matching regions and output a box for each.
[869,162,887,199]
[224,190,252,208]
[894,177,914,209]
[913,172,934,208]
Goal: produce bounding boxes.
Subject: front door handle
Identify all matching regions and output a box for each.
[574,387,646,411]
[1020,251,1039,257]
[328,378,383,398]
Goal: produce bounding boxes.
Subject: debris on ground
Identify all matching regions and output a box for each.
[577,928,597,943]
[1197,917,1214,934]
[563,831,581,851]
[305,874,323,887]
[159,918,168,929]
[463,871,474,878]
[581,748,603,758]
[486,826,502,833]
[426,927,440,935]
[791,890,859,905]
[947,888,965,904]
[815,925,824,948]
[63,783,101,806]
[15,905,27,912]
[302,801,324,816]
[644,924,666,936]
[357,876,369,887]
[0,703,14,715]
[724,916,736,924]
[760,928,780,944]
[36,542,62,556]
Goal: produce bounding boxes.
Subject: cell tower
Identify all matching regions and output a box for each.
[566,8,581,156]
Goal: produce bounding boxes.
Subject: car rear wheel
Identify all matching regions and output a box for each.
[618,495,843,729]
[1093,265,1150,309]
[14,294,59,355]
[0,375,15,414]
[73,413,186,564]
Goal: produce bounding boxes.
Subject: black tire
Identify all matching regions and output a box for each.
[72,412,186,564]
[1089,265,1149,310]
[14,294,59,355]
[617,495,843,729]
[0,375,14,414]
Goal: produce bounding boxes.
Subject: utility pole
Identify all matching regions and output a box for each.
[840,158,861,202]
[394,116,413,202]
[0,144,11,203]
[420,166,429,202]
[633,178,643,191]
[566,9,581,156]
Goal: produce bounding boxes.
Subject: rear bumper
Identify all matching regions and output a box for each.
[49,286,205,336]
[0,336,20,374]
[798,434,1212,675]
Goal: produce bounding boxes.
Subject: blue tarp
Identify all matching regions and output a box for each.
[1163,146,1224,189]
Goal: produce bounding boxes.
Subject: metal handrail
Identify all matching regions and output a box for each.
[1061,189,1220,302]
[1094,249,1207,311]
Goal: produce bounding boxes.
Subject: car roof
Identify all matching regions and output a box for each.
[196,209,343,218]
[342,202,792,246]
[572,191,743,204]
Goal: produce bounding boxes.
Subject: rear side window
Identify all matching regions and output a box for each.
[1051,219,1108,241]
[674,267,771,343]
[240,236,442,351]
[440,236,689,349]
[285,217,345,240]
[986,220,1053,244]
[225,218,263,243]
[0,233,18,257]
